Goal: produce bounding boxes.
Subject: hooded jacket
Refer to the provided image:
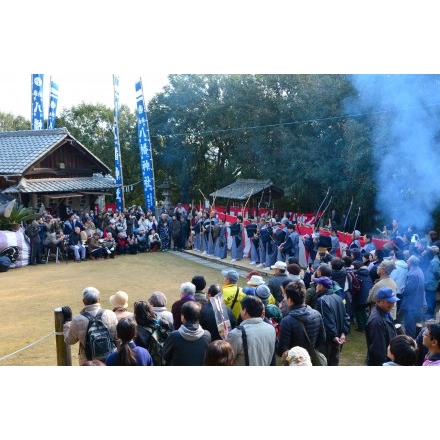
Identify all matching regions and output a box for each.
[390,259,409,294]
[276,304,326,357]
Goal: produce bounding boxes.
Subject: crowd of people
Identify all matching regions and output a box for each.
[60,242,440,366]
[23,202,196,264]
[21,201,440,366]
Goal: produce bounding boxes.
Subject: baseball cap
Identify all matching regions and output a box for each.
[376,287,400,303]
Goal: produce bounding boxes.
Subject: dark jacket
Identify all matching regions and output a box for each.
[353,266,373,307]
[365,305,397,366]
[276,304,326,357]
[200,301,237,341]
[331,267,347,293]
[268,273,295,304]
[171,296,195,330]
[316,289,351,342]
[162,324,211,366]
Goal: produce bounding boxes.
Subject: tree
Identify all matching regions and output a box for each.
[0,112,30,132]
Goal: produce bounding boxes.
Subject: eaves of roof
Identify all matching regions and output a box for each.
[3,175,116,194]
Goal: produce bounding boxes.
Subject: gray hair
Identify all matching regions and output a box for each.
[180,281,196,297]
[407,255,420,267]
[82,286,100,305]
[380,260,396,275]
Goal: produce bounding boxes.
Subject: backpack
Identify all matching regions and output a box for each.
[81,309,116,361]
[146,318,172,366]
[265,317,280,341]
[347,271,361,295]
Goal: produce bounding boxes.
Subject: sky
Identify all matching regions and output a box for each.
[0,74,170,119]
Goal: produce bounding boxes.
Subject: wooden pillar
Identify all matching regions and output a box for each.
[54,307,72,366]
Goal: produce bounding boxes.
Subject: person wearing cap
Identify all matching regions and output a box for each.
[400,255,425,338]
[226,295,276,366]
[62,286,118,365]
[200,283,237,341]
[367,260,398,319]
[171,281,196,330]
[365,287,399,366]
[423,245,440,320]
[314,276,350,366]
[110,291,134,321]
[276,280,326,360]
[221,269,246,320]
[242,274,265,296]
[87,231,106,260]
[148,291,174,326]
[255,284,282,324]
[267,261,295,306]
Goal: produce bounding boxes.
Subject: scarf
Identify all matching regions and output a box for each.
[178,322,205,342]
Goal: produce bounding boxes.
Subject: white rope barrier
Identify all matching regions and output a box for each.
[0,332,55,362]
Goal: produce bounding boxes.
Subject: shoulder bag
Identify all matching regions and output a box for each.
[298,320,328,366]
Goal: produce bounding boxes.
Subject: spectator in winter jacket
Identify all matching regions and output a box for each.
[365,287,398,366]
[351,261,373,332]
[163,301,211,366]
[62,286,118,365]
[277,280,326,360]
[314,276,351,366]
[171,281,196,330]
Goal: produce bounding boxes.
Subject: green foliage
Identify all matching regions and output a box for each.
[0,111,30,131]
[0,202,39,231]
[30,75,384,230]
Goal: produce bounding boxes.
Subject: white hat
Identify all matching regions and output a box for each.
[271,261,287,271]
[247,275,265,286]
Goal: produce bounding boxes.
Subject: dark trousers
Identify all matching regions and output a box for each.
[318,341,342,366]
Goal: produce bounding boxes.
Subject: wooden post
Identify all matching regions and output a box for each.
[54,307,72,366]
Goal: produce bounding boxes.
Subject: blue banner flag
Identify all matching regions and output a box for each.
[47,78,59,129]
[135,78,156,211]
[31,74,44,130]
[113,74,124,212]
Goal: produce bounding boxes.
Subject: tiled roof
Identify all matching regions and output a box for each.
[0,128,69,174]
[210,179,284,200]
[3,175,116,194]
